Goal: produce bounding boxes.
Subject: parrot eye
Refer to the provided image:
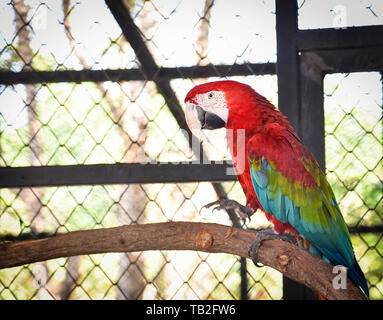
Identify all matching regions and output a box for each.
[207,92,214,99]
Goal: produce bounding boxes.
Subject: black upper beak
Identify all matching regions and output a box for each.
[196,106,226,130]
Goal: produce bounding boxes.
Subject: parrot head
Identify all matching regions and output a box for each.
[184,80,275,136]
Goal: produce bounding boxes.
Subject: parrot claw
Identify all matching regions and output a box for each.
[203,199,254,221]
[248,228,297,268]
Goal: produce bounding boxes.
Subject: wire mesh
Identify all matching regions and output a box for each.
[0,0,382,300]
[297,0,383,29]
[0,0,282,300]
[324,72,383,300]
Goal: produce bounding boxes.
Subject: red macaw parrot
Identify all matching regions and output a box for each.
[184,80,369,298]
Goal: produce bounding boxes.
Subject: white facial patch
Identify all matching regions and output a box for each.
[196,90,227,110]
[195,90,229,124]
[185,90,229,142]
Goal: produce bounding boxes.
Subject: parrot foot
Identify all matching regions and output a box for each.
[203,199,254,220]
[248,228,297,267]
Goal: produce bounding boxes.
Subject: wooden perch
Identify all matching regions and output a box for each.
[0,222,365,300]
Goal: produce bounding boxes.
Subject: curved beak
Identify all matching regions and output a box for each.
[185,102,227,132]
[195,106,226,130]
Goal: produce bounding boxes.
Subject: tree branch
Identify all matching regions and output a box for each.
[0,222,365,300]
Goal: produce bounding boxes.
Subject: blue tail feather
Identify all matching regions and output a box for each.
[310,243,369,298]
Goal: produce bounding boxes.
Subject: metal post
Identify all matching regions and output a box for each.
[276,0,314,300]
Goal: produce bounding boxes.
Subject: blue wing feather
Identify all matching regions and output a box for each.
[249,157,369,297]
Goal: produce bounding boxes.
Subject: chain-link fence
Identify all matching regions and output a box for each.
[0,0,382,300]
[324,72,383,299]
[0,0,281,300]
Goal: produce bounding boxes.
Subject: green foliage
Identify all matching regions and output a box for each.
[324,73,383,299]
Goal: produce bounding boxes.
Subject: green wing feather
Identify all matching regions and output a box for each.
[248,131,368,296]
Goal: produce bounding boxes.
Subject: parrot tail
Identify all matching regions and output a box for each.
[307,241,369,298]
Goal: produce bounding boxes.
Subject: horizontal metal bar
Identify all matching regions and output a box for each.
[0,162,237,188]
[162,62,276,79]
[0,68,145,85]
[0,63,276,85]
[297,25,383,51]
[348,225,383,234]
[300,47,383,79]
[312,47,383,73]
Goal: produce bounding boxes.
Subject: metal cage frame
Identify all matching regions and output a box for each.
[1,0,382,299]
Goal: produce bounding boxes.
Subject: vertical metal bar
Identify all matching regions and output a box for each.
[283,276,314,300]
[276,0,301,135]
[276,0,314,300]
[300,54,325,170]
[240,257,248,300]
